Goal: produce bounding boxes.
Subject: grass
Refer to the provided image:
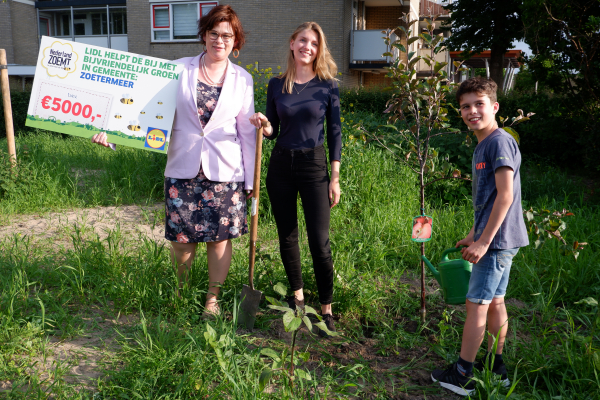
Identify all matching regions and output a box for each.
[0,113,599,399]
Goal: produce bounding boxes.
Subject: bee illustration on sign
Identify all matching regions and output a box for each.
[127,120,141,131]
[64,67,71,71]
[120,94,134,104]
[140,110,146,114]
[114,113,122,119]
[157,100,163,105]
[156,113,163,119]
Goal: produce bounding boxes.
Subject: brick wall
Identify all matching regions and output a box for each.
[127,0,358,87]
[9,1,39,66]
[365,6,404,30]
[0,2,15,64]
[363,72,391,87]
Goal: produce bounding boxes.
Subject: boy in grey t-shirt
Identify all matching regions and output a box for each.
[431,77,529,396]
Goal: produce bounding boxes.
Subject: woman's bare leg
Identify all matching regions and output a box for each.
[170,241,198,296]
[205,239,233,312]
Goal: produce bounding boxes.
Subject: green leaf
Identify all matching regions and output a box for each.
[419,33,432,43]
[259,368,273,392]
[265,296,286,307]
[260,348,281,362]
[302,315,313,332]
[392,43,407,53]
[273,282,288,297]
[204,323,217,342]
[283,310,295,328]
[285,317,302,332]
[574,297,598,307]
[267,304,294,313]
[296,351,310,362]
[407,51,416,60]
[314,321,339,336]
[503,126,520,145]
[593,352,600,371]
[433,62,448,75]
[304,305,319,316]
[406,37,420,46]
[294,369,312,380]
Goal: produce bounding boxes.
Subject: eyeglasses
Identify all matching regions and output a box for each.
[208,31,234,43]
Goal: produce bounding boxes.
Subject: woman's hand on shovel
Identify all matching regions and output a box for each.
[249,113,272,137]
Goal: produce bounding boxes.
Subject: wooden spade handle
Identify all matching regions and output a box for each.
[248,120,270,290]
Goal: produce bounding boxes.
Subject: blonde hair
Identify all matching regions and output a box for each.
[280,22,338,94]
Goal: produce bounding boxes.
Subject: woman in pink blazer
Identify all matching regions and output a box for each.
[93,5,255,316]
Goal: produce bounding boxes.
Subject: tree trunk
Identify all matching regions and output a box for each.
[420,171,426,324]
[489,45,505,88]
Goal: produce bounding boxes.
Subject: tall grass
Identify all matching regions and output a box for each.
[0,118,598,398]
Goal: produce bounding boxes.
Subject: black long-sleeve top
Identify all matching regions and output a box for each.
[265,76,342,162]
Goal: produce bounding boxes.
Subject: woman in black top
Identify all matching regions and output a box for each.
[250,22,341,336]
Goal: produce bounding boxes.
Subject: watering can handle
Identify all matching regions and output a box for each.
[441,247,466,263]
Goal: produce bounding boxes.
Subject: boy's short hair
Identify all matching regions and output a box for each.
[456,77,498,104]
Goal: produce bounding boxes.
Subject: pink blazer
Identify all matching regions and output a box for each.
[164,54,256,190]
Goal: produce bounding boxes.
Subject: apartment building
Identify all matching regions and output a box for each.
[1,0,426,91]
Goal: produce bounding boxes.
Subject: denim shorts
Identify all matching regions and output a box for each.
[466,248,519,305]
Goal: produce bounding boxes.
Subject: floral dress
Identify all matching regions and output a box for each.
[163,80,248,243]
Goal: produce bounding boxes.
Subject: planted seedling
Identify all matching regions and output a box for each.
[258,283,337,392]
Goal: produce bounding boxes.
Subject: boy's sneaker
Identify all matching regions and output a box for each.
[474,357,510,387]
[285,296,304,311]
[317,313,336,338]
[431,363,475,396]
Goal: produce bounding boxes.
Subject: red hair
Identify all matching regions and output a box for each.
[197,5,246,50]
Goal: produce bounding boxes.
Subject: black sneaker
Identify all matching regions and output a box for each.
[431,362,475,396]
[317,313,336,338]
[474,357,510,387]
[285,296,304,311]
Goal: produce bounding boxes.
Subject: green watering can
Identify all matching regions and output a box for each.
[422,248,472,305]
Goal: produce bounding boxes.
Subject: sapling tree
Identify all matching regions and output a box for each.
[374,13,466,323]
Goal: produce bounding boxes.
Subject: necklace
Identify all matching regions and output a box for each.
[293,79,312,95]
[201,52,226,85]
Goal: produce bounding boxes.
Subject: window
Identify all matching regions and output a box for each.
[39,18,50,36]
[110,9,128,35]
[151,1,217,42]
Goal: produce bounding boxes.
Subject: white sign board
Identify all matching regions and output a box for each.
[26,37,184,153]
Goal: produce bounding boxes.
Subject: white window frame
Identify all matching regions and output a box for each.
[151,1,218,42]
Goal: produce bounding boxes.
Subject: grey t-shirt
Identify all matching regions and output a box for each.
[472,128,529,249]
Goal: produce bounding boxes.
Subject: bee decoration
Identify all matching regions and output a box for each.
[120,94,134,105]
[64,67,71,71]
[156,113,163,120]
[157,100,163,105]
[114,114,122,119]
[140,110,146,114]
[127,120,141,131]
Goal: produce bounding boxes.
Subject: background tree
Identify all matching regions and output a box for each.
[521,0,600,169]
[441,0,523,86]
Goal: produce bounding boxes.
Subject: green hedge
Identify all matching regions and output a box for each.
[339,85,391,114]
[0,91,32,138]
[4,86,598,172]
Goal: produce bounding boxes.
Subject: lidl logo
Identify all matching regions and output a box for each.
[145,127,167,150]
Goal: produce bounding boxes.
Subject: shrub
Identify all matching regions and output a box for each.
[339,85,391,114]
[0,91,32,138]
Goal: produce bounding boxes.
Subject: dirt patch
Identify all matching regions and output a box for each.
[1,303,139,394]
[0,203,166,249]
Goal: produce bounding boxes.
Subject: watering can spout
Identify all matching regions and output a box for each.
[421,255,442,286]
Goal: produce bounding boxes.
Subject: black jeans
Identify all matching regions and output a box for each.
[266,144,334,305]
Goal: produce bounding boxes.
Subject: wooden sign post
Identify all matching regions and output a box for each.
[0,49,17,166]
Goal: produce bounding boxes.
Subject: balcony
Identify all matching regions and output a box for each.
[350,30,399,73]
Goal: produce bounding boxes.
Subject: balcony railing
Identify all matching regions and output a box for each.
[351,30,399,63]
